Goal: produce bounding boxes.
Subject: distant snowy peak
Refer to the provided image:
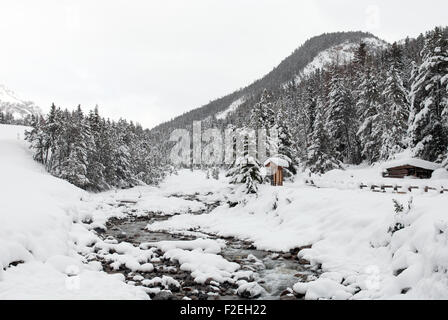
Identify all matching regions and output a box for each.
[0,84,42,119]
[294,37,389,84]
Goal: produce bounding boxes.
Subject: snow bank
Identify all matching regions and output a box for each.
[141,237,239,284]
[432,168,448,180]
[0,124,147,299]
[312,154,448,191]
[158,169,231,197]
[141,238,225,254]
[147,169,448,299]
[164,248,240,284]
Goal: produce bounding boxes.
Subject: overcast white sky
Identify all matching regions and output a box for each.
[0,0,446,128]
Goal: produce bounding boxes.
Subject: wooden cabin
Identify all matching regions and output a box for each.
[382,158,440,179]
[264,157,290,186]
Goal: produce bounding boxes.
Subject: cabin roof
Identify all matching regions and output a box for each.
[382,158,441,171]
[264,157,289,167]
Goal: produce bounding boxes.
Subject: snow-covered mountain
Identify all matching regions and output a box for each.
[0,84,42,119]
[293,37,388,84]
[215,97,246,120]
[151,31,388,133]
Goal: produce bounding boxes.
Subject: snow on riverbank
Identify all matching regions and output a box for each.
[148,169,448,299]
[0,124,147,299]
[2,123,448,299]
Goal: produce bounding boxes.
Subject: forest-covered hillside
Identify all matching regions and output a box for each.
[151,27,448,175]
[23,27,448,191]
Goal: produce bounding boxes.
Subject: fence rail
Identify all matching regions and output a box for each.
[305,179,448,194]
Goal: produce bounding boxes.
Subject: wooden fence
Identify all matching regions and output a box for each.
[305,179,448,194]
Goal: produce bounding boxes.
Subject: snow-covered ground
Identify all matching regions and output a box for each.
[2,123,448,299]
[0,125,147,299]
[312,150,448,191]
[148,169,448,299]
[0,124,238,299]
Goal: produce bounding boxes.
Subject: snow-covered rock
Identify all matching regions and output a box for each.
[237,281,266,298]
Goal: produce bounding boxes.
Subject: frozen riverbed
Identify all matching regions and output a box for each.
[95,194,319,300]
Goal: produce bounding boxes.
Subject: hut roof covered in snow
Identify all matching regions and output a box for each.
[382,158,441,171]
[264,157,290,167]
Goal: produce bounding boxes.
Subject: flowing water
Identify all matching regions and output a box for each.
[100,196,319,300]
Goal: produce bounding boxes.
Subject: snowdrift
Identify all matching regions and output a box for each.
[0,124,147,299]
[148,169,448,299]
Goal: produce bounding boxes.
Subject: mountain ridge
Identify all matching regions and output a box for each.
[0,84,42,120]
[150,31,387,134]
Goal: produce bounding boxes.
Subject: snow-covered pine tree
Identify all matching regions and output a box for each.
[249,89,276,160]
[408,27,448,162]
[380,43,410,160]
[306,98,342,174]
[112,119,136,188]
[353,42,368,72]
[24,103,166,191]
[48,110,70,182]
[227,128,263,194]
[87,107,108,191]
[60,105,93,189]
[249,89,275,130]
[274,101,297,174]
[357,64,382,163]
[303,79,317,142]
[25,115,46,164]
[327,67,359,164]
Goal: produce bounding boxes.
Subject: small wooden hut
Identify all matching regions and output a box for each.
[264,157,290,186]
[382,158,440,179]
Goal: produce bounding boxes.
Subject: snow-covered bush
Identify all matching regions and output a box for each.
[389,197,413,234]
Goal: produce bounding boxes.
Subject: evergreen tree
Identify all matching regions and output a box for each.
[353,42,367,71]
[25,104,165,191]
[112,119,135,188]
[249,89,276,160]
[274,101,297,174]
[249,89,275,130]
[59,106,92,189]
[87,107,108,190]
[327,68,359,163]
[24,115,46,163]
[357,65,382,163]
[380,44,410,159]
[306,98,342,174]
[227,129,263,194]
[409,27,448,162]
